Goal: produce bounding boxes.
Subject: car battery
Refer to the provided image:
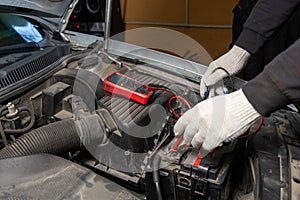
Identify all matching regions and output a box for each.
[145,140,243,200]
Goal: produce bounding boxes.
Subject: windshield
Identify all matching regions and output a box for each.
[0,14,44,46]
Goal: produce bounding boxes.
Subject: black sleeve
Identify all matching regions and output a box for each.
[242,38,300,116]
[235,0,300,54]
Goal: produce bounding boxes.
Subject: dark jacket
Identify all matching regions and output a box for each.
[238,0,300,116]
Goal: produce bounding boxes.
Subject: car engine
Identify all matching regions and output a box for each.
[0,38,299,200]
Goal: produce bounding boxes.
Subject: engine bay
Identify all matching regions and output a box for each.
[0,42,300,200]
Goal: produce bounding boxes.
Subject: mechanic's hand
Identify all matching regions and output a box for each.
[200,45,250,98]
[174,89,260,156]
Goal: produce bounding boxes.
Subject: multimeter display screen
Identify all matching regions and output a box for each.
[108,74,150,94]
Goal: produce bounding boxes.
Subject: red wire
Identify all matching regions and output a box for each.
[239,117,264,139]
[170,96,192,109]
[147,86,177,97]
[170,134,184,153]
[168,96,192,119]
[193,154,203,166]
[147,86,192,119]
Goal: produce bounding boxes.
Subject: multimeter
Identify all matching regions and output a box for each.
[103,72,154,105]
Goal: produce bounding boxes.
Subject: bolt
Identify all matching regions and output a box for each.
[6,102,18,118]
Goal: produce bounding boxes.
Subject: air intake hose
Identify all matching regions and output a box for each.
[0,119,80,159]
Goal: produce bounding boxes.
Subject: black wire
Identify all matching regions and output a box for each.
[151,153,163,200]
[203,67,235,100]
[148,83,172,91]
[214,67,235,92]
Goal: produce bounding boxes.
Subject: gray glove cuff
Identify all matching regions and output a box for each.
[231,45,251,62]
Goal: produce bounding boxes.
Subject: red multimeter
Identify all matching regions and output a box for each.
[103,72,154,105]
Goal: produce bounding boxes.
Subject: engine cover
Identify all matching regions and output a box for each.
[89,70,176,174]
[98,70,174,152]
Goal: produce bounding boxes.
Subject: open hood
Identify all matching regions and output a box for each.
[0,0,78,32]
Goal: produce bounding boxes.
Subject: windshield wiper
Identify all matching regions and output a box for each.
[0,42,40,55]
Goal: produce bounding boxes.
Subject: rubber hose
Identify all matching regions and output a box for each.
[4,107,36,135]
[152,154,163,200]
[0,119,80,159]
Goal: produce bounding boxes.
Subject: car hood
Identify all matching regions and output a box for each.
[0,0,78,32]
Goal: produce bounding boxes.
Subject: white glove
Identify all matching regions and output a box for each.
[200,45,250,98]
[174,89,260,156]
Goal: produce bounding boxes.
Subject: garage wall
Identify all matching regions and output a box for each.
[119,0,238,63]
